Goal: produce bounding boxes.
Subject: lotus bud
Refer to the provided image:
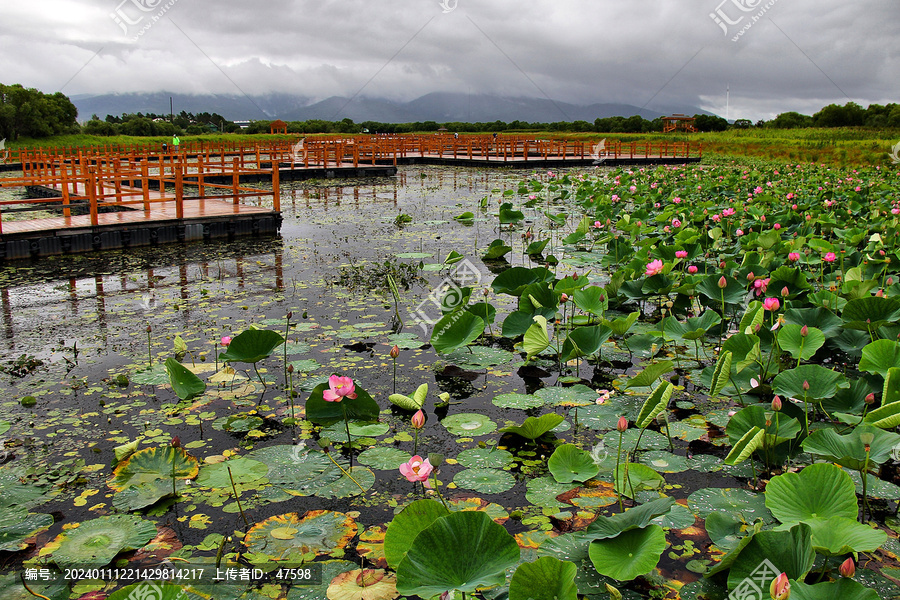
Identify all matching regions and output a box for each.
[772,396,783,411]
[889,277,894,286]
[428,452,444,467]
[287,311,293,320]
[171,436,181,448]
[389,345,400,359]
[483,288,490,296]
[146,324,152,333]
[840,557,855,578]
[800,325,808,337]
[747,272,756,281]
[411,409,426,430]
[865,392,875,404]
[616,416,628,432]
[718,276,727,289]
[764,411,773,427]
[781,286,790,298]
[221,336,232,347]
[802,380,810,391]
[287,363,294,373]
[769,573,790,600]
[877,289,884,297]
[560,293,569,303]
[860,432,875,452]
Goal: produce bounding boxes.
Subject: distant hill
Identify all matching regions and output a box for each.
[71,91,712,124]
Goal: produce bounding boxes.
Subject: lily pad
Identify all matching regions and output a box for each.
[588,524,667,581]
[327,568,400,600]
[196,457,269,488]
[109,446,199,491]
[316,466,376,498]
[0,511,54,551]
[453,468,516,494]
[456,447,514,469]
[548,444,599,484]
[535,384,599,407]
[687,488,773,523]
[286,560,357,600]
[638,451,690,473]
[106,584,192,600]
[492,393,544,410]
[442,413,497,437]
[445,346,517,369]
[244,511,357,562]
[0,571,68,600]
[358,447,413,471]
[213,413,265,433]
[45,514,158,568]
[248,445,343,494]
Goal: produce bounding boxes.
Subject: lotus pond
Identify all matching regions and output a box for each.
[1,163,900,600]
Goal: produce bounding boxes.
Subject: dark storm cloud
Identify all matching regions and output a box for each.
[0,0,896,120]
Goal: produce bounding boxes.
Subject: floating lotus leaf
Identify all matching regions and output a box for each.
[0,472,47,509]
[442,413,497,436]
[508,556,578,600]
[212,413,265,433]
[638,451,690,473]
[0,511,53,551]
[316,466,375,498]
[430,311,485,355]
[196,457,269,488]
[286,560,357,600]
[500,413,565,440]
[0,571,69,600]
[384,499,450,570]
[625,361,674,389]
[357,447,412,470]
[444,346,517,369]
[131,363,170,385]
[535,384,599,407]
[0,421,9,436]
[764,463,858,525]
[453,468,516,494]
[355,525,388,568]
[588,524,667,581]
[548,444,599,484]
[586,497,676,540]
[244,511,357,562]
[790,578,881,600]
[45,514,158,568]
[447,497,509,523]
[456,447,514,469]
[248,445,343,493]
[526,476,576,509]
[492,392,544,409]
[219,328,285,364]
[687,488,773,523]
[112,479,187,512]
[109,446,199,492]
[327,568,399,600]
[557,480,618,509]
[560,325,611,362]
[395,510,520,597]
[321,421,390,442]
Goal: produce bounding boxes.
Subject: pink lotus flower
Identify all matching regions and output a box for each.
[399,455,433,483]
[675,250,688,259]
[788,252,800,262]
[593,220,603,228]
[672,218,682,228]
[411,409,426,430]
[722,207,735,217]
[736,229,744,236]
[773,223,781,230]
[221,336,232,347]
[323,375,357,402]
[711,214,721,222]
[840,557,855,578]
[645,260,664,277]
[823,252,836,262]
[770,573,790,600]
[763,298,780,312]
[687,265,698,274]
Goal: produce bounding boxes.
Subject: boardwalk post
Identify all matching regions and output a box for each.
[61,163,71,218]
[87,166,99,226]
[175,162,184,220]
[232,158,240,205]
[272,163,280,212]
[141,159,150,212]
[198,156,205,198]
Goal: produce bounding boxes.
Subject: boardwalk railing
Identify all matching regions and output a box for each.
[0,153,280,234]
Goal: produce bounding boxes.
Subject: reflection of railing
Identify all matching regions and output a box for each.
[0,152,281,234]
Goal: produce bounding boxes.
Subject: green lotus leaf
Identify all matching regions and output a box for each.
[560,325,611,362]
[453,468,516,494]
[709,350,733,397]
[357,447,413,471]
[212,413,264,433]
[764,463,858,525]
[723,426,765,466]
[164,357,206,400]
[431,311,485,354]
[109,446,199,491]
[696,274,745,305]
[573,286,608,317]
[442,413,497,436]
[772,364,847,402]
[508,556,578,600]
[219,328,285,364]
[721,333,760,373]
[724,523,815,593]
[534,384,598,407]
[316,466,375,499]
[525,238,550,255]
[638,451,691,473]
[602,311,639,336]
[0,571,68,600]
[112,479,187,512]
[305,381,380,426]
[801,424,900,471]
[0,421,9,436]
[842,296,900,333]
[522,315,550,361]
[454,211,475,223]
[502,310,538,337]
[0,472,47,509]
[325,568,399,600]
[395,510,520,597]
[790,578,881,600]
[196,457,269,488]
[525,476,576,509]
[0,511,54,551]
[625,360,674,389]
[548,444,600,484]
[483,239,513,260]
[500,413,565,440]
[784,307,843,337]
[499,202,525,225]
[802,516,887,556]
[244,511,357,562]
[247,445,342,491]
[858,339,900,377]
[635,381,674,429]
[777,324,826,361]
[688,487,773,524]
[614,463,664,499]
[492,392,544,409]
[588,524,667,581]
[384,499,450,570]
[445,346,517,369]
[285,560,357,600]
[586,497,676,540]
[456,447,514,469]
[46,514,158,569]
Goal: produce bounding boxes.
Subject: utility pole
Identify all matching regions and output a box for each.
[170,96,174,123]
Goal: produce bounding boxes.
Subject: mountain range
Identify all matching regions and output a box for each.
[70,91,711,124]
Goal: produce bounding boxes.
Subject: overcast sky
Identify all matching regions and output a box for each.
[1,0,897,121]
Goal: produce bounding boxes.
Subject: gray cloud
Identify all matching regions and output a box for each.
[1,0,897,120]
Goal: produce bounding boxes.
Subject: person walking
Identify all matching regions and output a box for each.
[172,134,180,152]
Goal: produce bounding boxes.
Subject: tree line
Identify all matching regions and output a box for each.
[0,84,79,140]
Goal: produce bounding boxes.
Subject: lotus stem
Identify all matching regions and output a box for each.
[616,430,624,511]
[341,402,353,470]
[253,363,266,389]
[19,574,51,600]
[227,465,250,529]
[324,450,365,493]
[431,469,451,511]
[284,312,291,392]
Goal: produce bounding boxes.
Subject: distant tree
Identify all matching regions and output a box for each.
[813,102,866,127]
[769,111,812,129]
[693,114,728,132]
[0,84,79,139]
[732,119,753,129]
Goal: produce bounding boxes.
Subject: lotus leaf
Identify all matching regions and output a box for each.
[790,578,881,600]
[244,511,357,562]
[45,514,158,568]
[327,568,399,600]
[500,413,565,440]
[430,311,485,354]
[0,571,68,600]
[357,447,412,470]
[764,463,858,525]
[588,524,667,581]
[614,463,664,498]
[109,446,199,491]
[456,447,514,469]
[0,511,53,551]
[548,444,600,484]
[442,413,497,436]
[801,425,900,470]
[724,523,816,593]
[802,516,887,555]
[384,499,450,570]
[508,556,578,600]
[106,584,192,600]
[164,357,206,400]
[219,328,285,364]
[305,381,380,426]
[453,468,516,494]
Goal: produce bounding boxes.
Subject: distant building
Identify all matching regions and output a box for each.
[234,120,252,129]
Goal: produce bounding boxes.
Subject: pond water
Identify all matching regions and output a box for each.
[1,164,898,600]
